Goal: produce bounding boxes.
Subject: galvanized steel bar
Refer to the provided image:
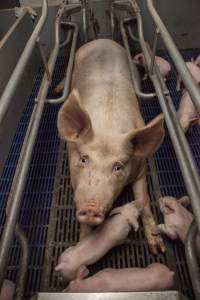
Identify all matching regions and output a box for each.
[0,0,48,126]
[185,221,200,300]
[47,22,78,104]
[82,0,88,42]
[146,0,200,114]
[120,20,156,99]
[0,6,64,288]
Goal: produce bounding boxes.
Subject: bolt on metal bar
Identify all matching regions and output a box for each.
[146,0,200,114]
[0,5,65,289]
[47,22,78,104]
[14,224,29,300]
[120,19,156,99]
[185,220,200,300]
[0,0,48,127]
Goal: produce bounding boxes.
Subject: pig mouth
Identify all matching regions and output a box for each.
[76,207,105,226]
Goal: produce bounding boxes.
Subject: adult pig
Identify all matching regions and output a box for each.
[55,201,141,281]
[66,263,174,292]
[57,39,165,253]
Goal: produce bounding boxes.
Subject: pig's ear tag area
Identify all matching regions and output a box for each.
[57,89,93,142]
[128,114,165,158]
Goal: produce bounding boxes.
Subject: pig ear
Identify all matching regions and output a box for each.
[126,114,164,158]
[57,89,93,142]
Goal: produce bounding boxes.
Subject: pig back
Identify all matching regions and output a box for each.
[72,39,144,134]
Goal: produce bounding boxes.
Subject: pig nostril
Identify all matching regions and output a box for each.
[79,211,87,216]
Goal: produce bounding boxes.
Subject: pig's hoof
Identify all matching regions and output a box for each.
[146,227,166,254]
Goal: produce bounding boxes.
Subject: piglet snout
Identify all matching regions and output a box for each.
[76,203,104,225]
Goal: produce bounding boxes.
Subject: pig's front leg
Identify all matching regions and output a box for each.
[132,175,166,254]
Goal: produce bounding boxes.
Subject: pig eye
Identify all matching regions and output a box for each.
[113,162,124,173]
[80,155,89,165]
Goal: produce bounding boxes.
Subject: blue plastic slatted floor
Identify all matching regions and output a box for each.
[0,49,200,297]
[0,55,68,293]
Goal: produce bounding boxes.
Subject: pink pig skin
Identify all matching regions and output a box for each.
[55,201,141,281]
[66,263,174,292]
[0,280,15,300]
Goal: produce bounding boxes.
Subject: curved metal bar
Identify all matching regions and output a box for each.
[0,6,64,289]
[185,220,200,300]
[59,28,72,48]
[146,0,200,114]
[130,1,200,234]
[15,224,29,300]
[120,19,156,99]
[0,0,48,126]
[47,22,78,104]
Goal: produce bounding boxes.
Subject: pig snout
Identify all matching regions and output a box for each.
[76,201,104,225]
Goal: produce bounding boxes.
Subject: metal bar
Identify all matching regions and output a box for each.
[82,0,88,43]
[130,1,200,234]
[0,6,64,289]
[47,22,78,104]
[15,224,29,300]
[120,19,156,99]
[110,3,115,39]
[150,27,159,75]
[185,220,200,300]
[0,0,48,126]
[37,38,51,81]
[59,28,72,48]
[146,0,200,114]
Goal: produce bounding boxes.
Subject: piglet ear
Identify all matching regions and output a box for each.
[127,114,164,158]
[57,89,93,142]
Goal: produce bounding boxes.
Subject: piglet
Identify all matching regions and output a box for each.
[55,201,142,281]
[158,196,193,242]
[66,263,174,292]
[0,280,15,300]
[177,89,200,132]
[133,53,171,80]
[176,60,200,91]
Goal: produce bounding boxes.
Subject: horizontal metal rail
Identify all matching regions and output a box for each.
[0,4,70,289]
[0,0,48,126]
[185,221,200,300]
[47,22,78,104]
[146,0,200,114]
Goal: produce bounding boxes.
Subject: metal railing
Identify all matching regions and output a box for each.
[0,0,48,127]
[0,2,79,295]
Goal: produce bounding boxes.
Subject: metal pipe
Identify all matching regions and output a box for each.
[120,19,156,99]
[146,0,200,114]
[150,27,159,75]
[130,1,200,234]
[82,0,88,43]
[15,224,29,300]
[59,28,72,48]
[47,22,78,104]
[0,7,63,288]
[185,221,200,300]
[0,0,48,126]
